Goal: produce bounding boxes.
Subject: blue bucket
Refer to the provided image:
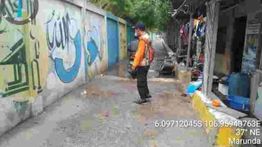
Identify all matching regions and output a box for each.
[226,95,250,112]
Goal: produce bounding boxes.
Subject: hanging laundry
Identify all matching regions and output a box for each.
[196,22,206,38]
[193,19,199,37]
[193,14,206,40]
[180,24,189,46]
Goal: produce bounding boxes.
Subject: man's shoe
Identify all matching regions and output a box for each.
[134,99,148,104]
[146,94,152,98]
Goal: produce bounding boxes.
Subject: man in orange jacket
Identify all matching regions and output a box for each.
[132,22,151,104]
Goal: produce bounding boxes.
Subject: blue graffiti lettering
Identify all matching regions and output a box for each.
[46,12,81,83]
[54,31,81,83]
[85,25,103,66]
[86,37,99,65]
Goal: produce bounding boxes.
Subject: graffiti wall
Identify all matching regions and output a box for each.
[0,0,130,136]
[0,0,48,100]
[84,10,107,79]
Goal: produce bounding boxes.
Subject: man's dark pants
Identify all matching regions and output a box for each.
[136,65,150,100]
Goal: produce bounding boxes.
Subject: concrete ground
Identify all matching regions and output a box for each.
[0,38,211,147]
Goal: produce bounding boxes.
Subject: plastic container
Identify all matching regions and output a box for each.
[218,83,228,95]
[228,73,250,97]
[186,81,202,96]
[226,95,250,112]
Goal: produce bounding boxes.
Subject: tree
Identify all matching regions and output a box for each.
[89,0,172,31]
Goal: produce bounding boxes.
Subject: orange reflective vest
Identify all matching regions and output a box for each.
[132,38,148,70]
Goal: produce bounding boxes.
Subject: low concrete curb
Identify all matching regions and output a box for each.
[191,91,243,147]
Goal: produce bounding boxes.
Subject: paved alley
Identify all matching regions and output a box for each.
[0,38,210,147]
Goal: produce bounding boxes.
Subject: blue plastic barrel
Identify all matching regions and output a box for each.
[228,73,250,97]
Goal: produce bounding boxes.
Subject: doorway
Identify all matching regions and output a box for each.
[231,16,247,72]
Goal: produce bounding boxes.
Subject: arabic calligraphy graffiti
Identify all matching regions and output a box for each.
[0,0,42,97]
[46,11,82,83]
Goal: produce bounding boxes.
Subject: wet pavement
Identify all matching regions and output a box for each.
[0,38,210,147]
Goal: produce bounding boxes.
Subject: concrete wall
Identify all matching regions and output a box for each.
[119,18,127,60]
[214,0,262,75]
[0,0,131,137]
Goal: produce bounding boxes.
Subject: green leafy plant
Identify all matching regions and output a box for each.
[89,0,172,31]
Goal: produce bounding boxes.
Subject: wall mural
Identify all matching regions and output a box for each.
[83,14,106,79]
[0,0,46,98]
[0,0,38,25]
[0,0,128,98]
[85,26,102,65]
[0,0,132,136]
[46,11,82,83]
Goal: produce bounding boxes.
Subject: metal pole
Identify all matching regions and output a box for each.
[186,13,193,69]
[203,0,220,96]
[177,21,182,55]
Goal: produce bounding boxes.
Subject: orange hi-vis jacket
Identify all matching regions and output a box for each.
[132,33,150,70]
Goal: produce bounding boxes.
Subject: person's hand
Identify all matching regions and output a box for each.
[129,66,137,79]
[131,66,136,71]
